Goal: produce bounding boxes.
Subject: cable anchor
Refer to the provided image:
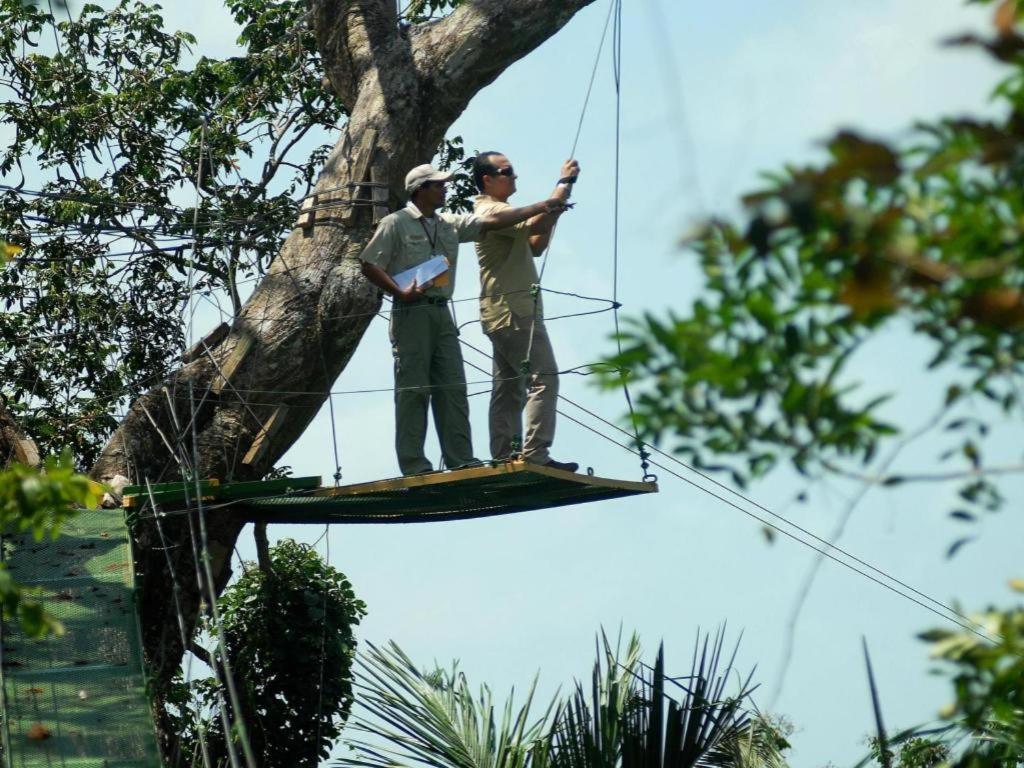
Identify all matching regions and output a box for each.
[637,441,657,483]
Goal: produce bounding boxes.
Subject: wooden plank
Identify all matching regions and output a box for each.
[211,330,256,395]
[9,436,39,468]
[315,461,657,498]
[517,462,657,494]
[296,195,318,229]
[182,321,230,364]
[369,159,389,223]
[341,128,378,225]
[241,405,287,468]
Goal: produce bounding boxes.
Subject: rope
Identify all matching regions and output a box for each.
[607,0,653,481]
[516,0,618,460]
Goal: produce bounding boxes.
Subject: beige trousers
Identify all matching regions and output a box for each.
[486,318,558,464]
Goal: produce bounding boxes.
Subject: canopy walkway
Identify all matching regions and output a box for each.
[122,461,658,524]
[0,508,160,768]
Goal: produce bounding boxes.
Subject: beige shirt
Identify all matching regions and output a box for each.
[359,202,483,300]
[473,195,543,333]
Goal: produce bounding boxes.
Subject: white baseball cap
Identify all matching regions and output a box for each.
[405,164,453,194]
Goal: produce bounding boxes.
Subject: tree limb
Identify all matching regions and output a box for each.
[410,0,600,139]
[254,522,273,574]
[189,640,214,669]
[0,400,40,469]
[826,462,1024,486]
[313,0,399,111]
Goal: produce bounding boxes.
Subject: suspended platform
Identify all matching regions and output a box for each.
[123,461,658,524]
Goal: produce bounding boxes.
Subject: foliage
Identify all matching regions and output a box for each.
[916,578,1024,766]
[888,738,950,768]
[714,716,793,768]
[342,640,555,768]
[400,0,464,24]
[437,135,478,213]
[170,539,366,768]
[540,630,776,768]
[0,0,343,466]
[855,579,1024,768]
[600,0,1024,532]
[0,451,103,637]
[338,629,787,768]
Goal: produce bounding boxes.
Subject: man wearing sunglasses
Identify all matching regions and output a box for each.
[359,163,568,476]
[471,152,580,473]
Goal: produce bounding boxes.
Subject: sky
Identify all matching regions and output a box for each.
[10,0,1024,766]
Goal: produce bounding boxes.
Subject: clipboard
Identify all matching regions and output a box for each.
[394,255,450,291]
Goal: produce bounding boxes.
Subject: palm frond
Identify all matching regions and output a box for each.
[707,715,791,768]
[336,641,557,768]
[545,627,764,768]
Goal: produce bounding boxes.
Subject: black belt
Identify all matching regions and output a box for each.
[404,296,449,306]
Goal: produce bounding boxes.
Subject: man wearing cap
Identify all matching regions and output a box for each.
[359,163,570,476]
[471,152,580,473]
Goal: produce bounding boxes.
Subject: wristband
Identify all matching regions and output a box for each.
[558,176,577,185]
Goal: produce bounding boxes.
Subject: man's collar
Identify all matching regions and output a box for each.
[405,201,425,219]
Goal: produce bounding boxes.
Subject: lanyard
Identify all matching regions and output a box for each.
[419,217,439,253]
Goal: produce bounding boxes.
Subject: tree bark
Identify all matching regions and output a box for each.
[88,0,597,757]
[0,400,40,469]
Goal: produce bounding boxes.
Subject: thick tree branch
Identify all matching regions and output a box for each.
[189,640,214,669]
[410,0,600,139]
[253,522,273,573]
[0,400,40,469]
[313,0,399,110]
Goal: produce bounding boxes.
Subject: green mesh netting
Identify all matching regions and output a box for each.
[1,508,160,768]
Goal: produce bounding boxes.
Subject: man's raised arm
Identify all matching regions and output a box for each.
[528,159,580,255]
[478,197,571,234]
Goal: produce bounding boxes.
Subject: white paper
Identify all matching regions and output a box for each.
[393,255,449,291]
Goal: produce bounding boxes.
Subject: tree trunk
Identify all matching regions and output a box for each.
[87,0,597,756]
[0,400,40,469]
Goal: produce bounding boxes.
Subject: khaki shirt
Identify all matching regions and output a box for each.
[359,202,483,300]
[473,195,543,333]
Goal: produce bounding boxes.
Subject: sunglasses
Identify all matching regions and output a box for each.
[490,166,515,178]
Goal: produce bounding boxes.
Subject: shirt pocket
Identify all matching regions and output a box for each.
[403,233,429,249]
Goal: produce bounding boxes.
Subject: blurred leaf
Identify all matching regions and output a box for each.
[945,537,976,559]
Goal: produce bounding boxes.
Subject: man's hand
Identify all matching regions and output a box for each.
[542,198,574,214]
[396,279,432,303]
[560,159,580,183]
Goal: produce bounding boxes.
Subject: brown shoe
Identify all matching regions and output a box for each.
[543,459,579,473]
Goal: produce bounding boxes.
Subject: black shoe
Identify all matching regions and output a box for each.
[404,467,436,476]
[543,459,579,473]
[451,458,484,470]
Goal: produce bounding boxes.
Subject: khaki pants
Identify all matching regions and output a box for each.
[486,318,558,464]
[390,302,476,475]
